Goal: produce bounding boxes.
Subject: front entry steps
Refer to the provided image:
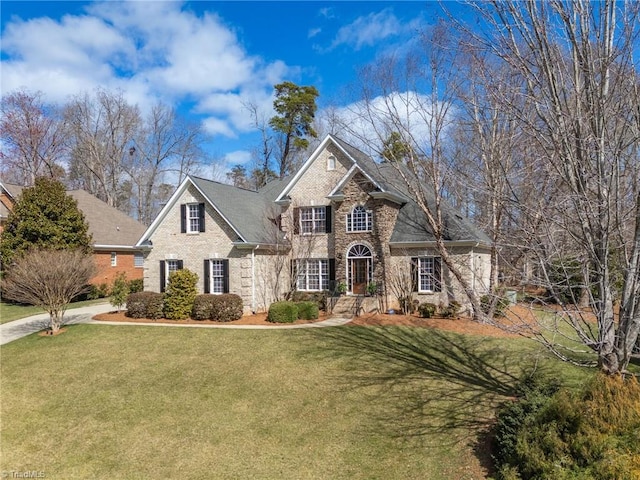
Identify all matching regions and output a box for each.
[330,295,379,316]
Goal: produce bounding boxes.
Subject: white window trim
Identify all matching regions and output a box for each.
[417,257,440,293]
[186,203,200,234]
[209,259,226,295]
[300,206,327,234]
[134,252,144,268]
[166,259,182,286]
[327,154,336,171]
[296,259,329,291]
[346,205,373,233]
[110,252,117,267]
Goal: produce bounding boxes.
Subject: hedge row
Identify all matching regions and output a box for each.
[125,292,243,322]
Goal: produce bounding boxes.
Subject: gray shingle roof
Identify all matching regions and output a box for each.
[330,138,490,245]
[67,190,146,247]
[190,176,285,245]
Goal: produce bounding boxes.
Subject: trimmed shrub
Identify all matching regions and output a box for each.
[191,294,244,321]
[163,269,198,320]
[417,302,437,318]
[125,292,164,319]
[291,290,327,311]
[480,294,510,318]
[192,294,216,320]
[440,301,461,318]
[210,294,243,322]
[267,301,298,323]
[296,301,319,320]
[128,278,144,294]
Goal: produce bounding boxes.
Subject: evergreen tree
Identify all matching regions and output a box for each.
[0,177,92,265]
[269,81,319,178]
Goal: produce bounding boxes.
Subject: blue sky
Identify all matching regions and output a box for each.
[1,1,461,174]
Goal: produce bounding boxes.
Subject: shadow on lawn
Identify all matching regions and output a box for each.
[305,325,543,472]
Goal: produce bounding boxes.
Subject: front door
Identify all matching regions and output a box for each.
[350,258,369,295]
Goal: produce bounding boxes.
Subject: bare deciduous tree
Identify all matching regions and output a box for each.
[2,249,96,333]
[337,23,490,322]
[0,90,67,184]
[467,0,640,374]
[65,88,141,210]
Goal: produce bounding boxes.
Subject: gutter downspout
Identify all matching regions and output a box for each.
[251,246,259,313]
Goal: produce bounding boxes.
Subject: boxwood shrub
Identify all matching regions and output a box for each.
[267,301,298,323]
[192,294,216,320]
[125,292,164,319]
[417,302,437,318]
[296,301,319,320]
[210,294,243,322]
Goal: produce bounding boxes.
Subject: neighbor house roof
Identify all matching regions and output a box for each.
[67,190,146,249]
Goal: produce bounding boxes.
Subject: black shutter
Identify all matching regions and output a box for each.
[204,259,210,294]
[434,257,442,293]
[198,203,205,232]
[290,259,297,290]
[293,208,300,234]
[329,258,335,291]
[177,260,183,270]
[160,260,166,292]
[180,204,186,233]
[222,259,229,293]
[325,206,332,233]
[411,257,418,292]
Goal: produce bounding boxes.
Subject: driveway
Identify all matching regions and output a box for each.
[0,303,114,345]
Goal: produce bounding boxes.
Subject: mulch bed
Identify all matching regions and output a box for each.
[93,310,327,326]
[93,304,539,338]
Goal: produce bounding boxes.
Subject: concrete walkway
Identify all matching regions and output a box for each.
[0,303,352,345]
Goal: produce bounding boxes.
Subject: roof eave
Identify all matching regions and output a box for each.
[389,240,491,250]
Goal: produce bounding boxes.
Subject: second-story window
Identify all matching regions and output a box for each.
[347,205,372,232]
[299,207,326,234]
[181,203,205,233]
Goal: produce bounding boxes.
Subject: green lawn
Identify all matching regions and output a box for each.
[0,298,108,324]
[1,324,590,479]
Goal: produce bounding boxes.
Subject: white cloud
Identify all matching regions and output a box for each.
[308,27,321,39]
[1,1,294,138]
[329,9,402,51]
[224,150,251,166]
[320,91,453,157]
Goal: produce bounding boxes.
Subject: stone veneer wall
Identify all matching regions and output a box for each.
[332,172,400,294]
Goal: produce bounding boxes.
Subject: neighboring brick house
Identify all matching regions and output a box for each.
[1,182,146,285]
[138,134,492,314]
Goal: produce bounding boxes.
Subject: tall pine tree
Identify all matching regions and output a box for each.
[0,177,92,265]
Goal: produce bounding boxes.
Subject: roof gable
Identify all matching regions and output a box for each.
[137,175,285,247]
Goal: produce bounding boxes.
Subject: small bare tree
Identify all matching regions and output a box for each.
[2,249,96,333]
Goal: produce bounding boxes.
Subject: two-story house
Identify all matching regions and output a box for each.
[137,134,491,314]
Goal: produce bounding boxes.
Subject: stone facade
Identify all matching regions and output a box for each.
[140,135,492,315]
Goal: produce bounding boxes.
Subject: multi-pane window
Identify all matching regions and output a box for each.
[187,204,200,233]
[296,259,329,291]
[167,259,181,278]
[300,207,326,234]
[347,205,372,232]
[110,252,117,267]
[210,260,226,294]
[415,257,442,293]
[134,252,144,268]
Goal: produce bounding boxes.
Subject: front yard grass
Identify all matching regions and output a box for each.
[1,324,590,479]
[0,298,108,324]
